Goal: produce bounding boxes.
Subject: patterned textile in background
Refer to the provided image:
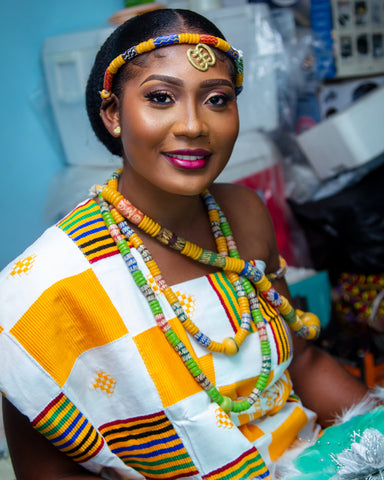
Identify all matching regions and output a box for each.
[334,273,384,331]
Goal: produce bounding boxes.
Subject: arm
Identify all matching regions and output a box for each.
[273,276,368,427]
[243,185,369,426]
[224,184,368,426]
[2,398,103,480]
[215,184,369,426]
[289,336,368,427]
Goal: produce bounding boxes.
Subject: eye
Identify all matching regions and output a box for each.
[206,93,233,107]
[145,90,174,105]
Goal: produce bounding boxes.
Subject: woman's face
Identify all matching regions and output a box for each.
[104,44,239,198]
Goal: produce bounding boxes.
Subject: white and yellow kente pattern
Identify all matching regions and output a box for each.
[0,199,317,479]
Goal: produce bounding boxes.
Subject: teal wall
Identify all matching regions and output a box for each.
[0,0,123,269]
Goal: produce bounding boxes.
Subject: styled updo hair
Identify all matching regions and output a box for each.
[85,8,228,156]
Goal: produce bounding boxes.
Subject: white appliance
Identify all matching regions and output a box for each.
[42,4,282,219]
[297,85,384,180]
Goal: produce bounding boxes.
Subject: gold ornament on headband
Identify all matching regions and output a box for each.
[100,34,244,100]
[187,43,216,72]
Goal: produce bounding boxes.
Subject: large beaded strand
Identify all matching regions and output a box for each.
[202,190,272,401]
[99,172,320,341]
[98,193,268,413]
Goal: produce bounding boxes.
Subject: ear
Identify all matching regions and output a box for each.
[100,94,120,137]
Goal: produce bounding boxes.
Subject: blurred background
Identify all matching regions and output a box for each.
[0,0,123,271]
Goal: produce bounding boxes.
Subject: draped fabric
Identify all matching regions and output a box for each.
[0,199,317,479]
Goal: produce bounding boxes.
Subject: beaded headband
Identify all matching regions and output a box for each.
[100,33,244,99]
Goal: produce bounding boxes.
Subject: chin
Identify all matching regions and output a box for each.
[174,180,215,197]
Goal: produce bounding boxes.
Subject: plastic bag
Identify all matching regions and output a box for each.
[289,162,384,282]
[235,161,312,267]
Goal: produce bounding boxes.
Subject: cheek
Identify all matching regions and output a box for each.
[227,117,239,143]
[218,111,239,151]
[121,110,166,149]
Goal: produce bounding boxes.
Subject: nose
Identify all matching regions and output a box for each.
[173,102,208,138]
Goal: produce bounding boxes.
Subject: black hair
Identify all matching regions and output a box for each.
[85,8,229,156]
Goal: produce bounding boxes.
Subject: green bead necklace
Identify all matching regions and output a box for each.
[95,169,320,413]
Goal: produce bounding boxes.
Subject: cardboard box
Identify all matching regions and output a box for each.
[297,85,384,179]
[317,74,384,119]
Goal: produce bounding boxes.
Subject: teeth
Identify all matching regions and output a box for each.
[168,154,204,161]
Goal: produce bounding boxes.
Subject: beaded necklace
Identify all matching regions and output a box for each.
[95,169,320,413]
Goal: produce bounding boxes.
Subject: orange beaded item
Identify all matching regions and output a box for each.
[180,242,203,261]
[136,38,156,54]
[96,169,321,417]
[98,173,321,343]
[100,33,244,100]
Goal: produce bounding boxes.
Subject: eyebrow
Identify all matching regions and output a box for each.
[140,75,183,87]
[140,74,234,89]
[200,78,234,89]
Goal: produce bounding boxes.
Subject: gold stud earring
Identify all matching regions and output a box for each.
[113,126,121,136]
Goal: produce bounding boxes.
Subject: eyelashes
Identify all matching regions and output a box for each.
[206,93,234,106]
[144,91,174,105]
[144,90,235,108]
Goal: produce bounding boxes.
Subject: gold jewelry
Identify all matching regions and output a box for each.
[113,126,121,136]
[101,33,244,99]
[187,43,216,71]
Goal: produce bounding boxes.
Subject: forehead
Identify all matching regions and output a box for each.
[123,43,235,84]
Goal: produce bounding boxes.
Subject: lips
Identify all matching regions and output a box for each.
[164,149,211,170]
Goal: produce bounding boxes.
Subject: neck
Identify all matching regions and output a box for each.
[118,168,209,234]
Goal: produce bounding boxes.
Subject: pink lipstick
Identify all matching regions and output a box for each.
[164,149,210,170]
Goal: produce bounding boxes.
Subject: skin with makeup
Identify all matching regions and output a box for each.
[1,8,373,480]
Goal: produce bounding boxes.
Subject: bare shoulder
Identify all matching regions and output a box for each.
[210,182,267,214]
[209,183,279,271]
[210,182,273,226]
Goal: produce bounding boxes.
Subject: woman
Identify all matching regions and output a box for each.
[1,8,381,480]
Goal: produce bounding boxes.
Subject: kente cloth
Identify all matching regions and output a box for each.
[0,198,318,480]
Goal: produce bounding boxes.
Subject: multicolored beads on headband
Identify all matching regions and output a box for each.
[100,33,244,99]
